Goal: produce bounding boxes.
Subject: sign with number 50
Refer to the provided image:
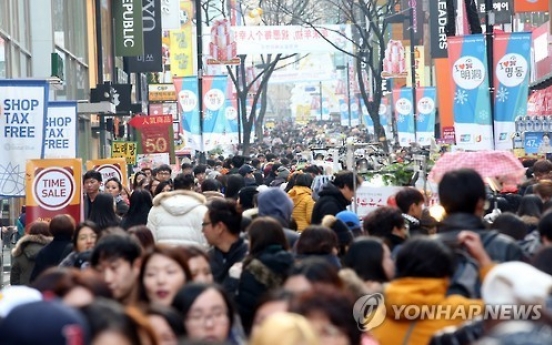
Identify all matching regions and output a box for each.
[138,115,172,155]
[144,137,168,153]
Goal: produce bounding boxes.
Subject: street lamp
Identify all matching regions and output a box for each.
[384,7,417,143]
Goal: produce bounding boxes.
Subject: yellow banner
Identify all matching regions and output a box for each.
[26,159,82,224]
[170,1,194,77]
[111,141,137,165]
[405,45,426,88]
[295,105,311,124]
[86,158,129,188]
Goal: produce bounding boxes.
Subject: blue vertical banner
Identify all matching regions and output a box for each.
[493,32,532,150]
[392,88,415,146]
[44,101,78,159]
[0,80,49,196]
[202,75,229,151]
[416,87,437,146]
[339,96,360,127]
[448,35,494,150]
[174,76,201,151]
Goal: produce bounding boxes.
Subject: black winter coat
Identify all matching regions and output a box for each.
[436,213,525,262]
[209,237,248,297]
[236,245,294,334]
[311,183,350,224]
[30,235,73,283]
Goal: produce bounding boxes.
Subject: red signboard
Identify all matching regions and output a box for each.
[130,115,173,154]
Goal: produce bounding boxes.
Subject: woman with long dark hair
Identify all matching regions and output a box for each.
[120,190,153,230]
[88,193,121,231]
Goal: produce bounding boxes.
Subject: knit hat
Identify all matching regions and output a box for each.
[238,164,254,176]
[322,215,353,247]
[0,286,43,318]
[0,300,90,345]
[482,261,552,305]
[258,187,293,227]
[336,211,362,235]
[277,166,291,180]
[238,186,259,210]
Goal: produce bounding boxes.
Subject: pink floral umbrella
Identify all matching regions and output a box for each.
[428,151,525,185]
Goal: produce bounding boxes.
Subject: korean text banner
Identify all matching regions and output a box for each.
[113,0,144,57]
[493,32,531,150]
[44,101,78,159]
[26,159,82,224]
[0,80,49,196]
[392,88,416,146]
[169,1,194,77]
[448,35,494,151]
[416,87,437,146]
[174,76,202,151]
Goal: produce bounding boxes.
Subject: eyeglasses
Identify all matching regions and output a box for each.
[158,172,171,176]
[186,309,228,326]
[201,222,212,227]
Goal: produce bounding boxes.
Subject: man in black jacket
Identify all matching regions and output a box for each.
[311,171,362,224]
[436,169,524,262]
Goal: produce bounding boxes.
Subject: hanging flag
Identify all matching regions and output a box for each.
[169,1,194,77]
[448,34,493,151]
[202,75,229,151]
[339,97,360,127]
[392,88,415,146]
[221,77,239,145]
[0,80,49,196]
[493,32,531,150]
[415,87,437,146]
[174,76,201,151]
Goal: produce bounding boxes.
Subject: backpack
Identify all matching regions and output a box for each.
[445,231,499,299]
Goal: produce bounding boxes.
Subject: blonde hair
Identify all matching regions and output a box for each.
[250,312,319,345]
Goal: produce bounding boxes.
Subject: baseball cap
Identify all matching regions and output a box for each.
[0,286,43,318]
[336,211,361,229]
[0,300,90,345]
[238,164,254,176]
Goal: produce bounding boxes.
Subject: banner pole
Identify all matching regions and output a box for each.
[485,0,496,149]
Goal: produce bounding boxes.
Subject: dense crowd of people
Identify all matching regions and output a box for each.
[5,130,552,344]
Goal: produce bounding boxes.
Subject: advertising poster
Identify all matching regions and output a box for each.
[25,159,82,224]
[44,101,78,158]
[86,158,128,189]
[524,132,552,154]
[0,79,49,196]
[416,87,437,146]
[448,35,494,151]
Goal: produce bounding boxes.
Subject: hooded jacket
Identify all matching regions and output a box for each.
[10,234,52,286]
[311,183,350,224]
[288,186,315,232]
[236,245,294,333]
[371,264,493,345]
[437,213,525,262]
[147,190,208,246]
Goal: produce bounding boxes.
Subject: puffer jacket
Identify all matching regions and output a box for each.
[10,234,52,286]
[147,190,208,246]
[235,245,294,334]
[288,186,315,232]
[311,183,350,224]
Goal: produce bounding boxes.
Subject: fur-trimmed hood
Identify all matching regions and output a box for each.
[152,189,206,216]
[12,234,52,258]
[202,191,225,200]
[521,215,539,226]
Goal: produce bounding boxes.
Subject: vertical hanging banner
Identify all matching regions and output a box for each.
[493,32,531,150]
[125,0,163,72]
[221,77,239,145]
[86,159,128,189]
[338,97,360,127]
[26,159,82,224]
[202,75,229,151]
[169,1,194,77]
[448,35,494,151]
[113,0,144,57]
[415,87,437,145]
[160,0,180,29]
[174,76,201,150]
[44,101,78,158]
[0,80,49,197]
[393,88,416,146]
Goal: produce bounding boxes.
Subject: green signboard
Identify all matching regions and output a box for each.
[113,0,144,57]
